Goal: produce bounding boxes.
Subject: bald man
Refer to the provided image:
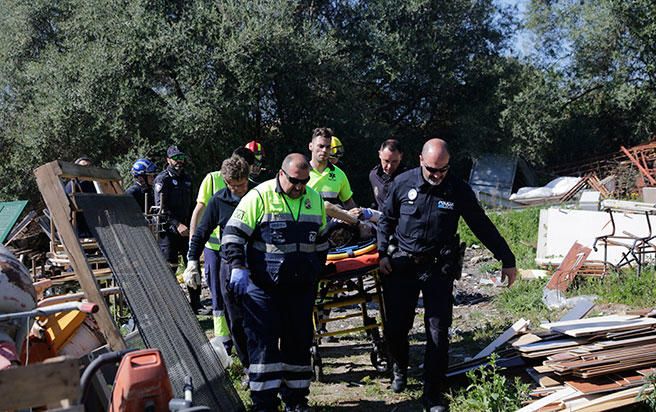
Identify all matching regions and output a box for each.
[222,153,329,412]
[377,138,517,411]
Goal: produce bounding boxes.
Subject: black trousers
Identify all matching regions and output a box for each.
[159,231,201,311]
[382,254,454,398]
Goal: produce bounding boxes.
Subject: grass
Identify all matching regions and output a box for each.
[572,268,656,308]
[448,354,530,412]
[459,207,540,269]
[492,278,557,325]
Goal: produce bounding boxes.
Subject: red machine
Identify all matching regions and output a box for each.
[110,349,173,411]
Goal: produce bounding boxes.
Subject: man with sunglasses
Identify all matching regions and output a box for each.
[377,138,517,412]
[153,145,199,312]
[222,153,328,412]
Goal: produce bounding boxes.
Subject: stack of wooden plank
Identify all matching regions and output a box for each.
[515,313,656,411]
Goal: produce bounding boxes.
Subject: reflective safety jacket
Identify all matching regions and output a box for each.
[196,171,226,251]
[308,162,353,205]
[223,178,329,287]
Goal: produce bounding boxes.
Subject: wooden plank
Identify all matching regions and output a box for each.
[546,242,592,291]
[472,318,529,360]
[55,160,122,182]
[34,162,125,350]
[558,298,595,322]
[516,386,578,412]
[0,356,80,410]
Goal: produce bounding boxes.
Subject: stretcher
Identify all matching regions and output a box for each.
[311,239,389,381]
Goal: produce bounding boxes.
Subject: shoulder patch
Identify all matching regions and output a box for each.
[233,209,245,220]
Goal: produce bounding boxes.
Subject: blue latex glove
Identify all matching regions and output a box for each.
[230,268,250,296]
[361,208,374,221]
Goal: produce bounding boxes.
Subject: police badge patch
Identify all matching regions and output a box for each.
[408,188,418,201]
[305,198,312,209]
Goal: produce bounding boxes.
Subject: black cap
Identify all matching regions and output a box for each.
[167,145,184,158]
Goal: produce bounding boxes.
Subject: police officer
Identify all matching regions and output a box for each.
[153,146,198,311]
[369,139,408,211]
[378,138,517,412]
[125,158,158,212]
[222,153,328,412]
[183,155,251,365]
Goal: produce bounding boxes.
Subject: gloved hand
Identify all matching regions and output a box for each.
[361,208,374,220]
[230,268,250,296]
[183,260,201,290]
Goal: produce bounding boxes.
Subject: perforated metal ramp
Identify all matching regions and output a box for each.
[75,194,244,411]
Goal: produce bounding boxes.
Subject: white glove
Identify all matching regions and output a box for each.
[183,260,201,290]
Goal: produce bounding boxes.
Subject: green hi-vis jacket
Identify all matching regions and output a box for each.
[196,171,226,251]
[222,177,329,287]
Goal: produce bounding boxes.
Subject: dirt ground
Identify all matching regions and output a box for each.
[305,247,513,411]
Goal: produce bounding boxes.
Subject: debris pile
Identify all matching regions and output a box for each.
[515,312,656,411]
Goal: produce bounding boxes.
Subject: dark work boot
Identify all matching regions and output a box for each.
[423,390,449,412]
[391,363,407,393]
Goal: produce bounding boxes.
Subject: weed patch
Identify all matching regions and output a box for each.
[572,269,656,308]
[459,208,540,269]
[448,354,530,412]
[493,278,555,324]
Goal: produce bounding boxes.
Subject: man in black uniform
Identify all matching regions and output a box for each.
[125,158,158,212]
[153,145,198,311]
[369,139,408,211]
[378,138,517,412]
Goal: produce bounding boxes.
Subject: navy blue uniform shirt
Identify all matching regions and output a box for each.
[187,187,242,261]
[377,167,515,268]
[125,182,153,212]
[153,166,193,233]
[369,163,408,210]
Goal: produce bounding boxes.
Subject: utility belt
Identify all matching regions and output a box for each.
[392,234,466,280]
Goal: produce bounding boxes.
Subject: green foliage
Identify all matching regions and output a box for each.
[459,208,540,269]
[638,372,656,410]
[449,354,530,412]
[573,268,656,308]
[493,278,554,324]
[0,0,516,204]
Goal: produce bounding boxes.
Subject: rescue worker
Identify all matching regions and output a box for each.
[183,155,251,365]
[329,135,344,165]
[307,127,358,222]
[153,145,198,312]
[188,146,257,338]
[377,138,517,412]
[244,140,266,183]
[223,153,328,412]
[369,139,408,211]
[125,158,158,212]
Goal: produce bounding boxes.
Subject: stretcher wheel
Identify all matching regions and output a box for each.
[369,328,390,373]
[370,346,389,373]
[310,345,324,382]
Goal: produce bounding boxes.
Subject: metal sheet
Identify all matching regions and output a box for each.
[0,200,28,244]
[75,194,244,411]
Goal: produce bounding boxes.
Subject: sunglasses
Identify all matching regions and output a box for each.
[282,169,310,185]
[171,154,186,161]
[424,163,450,174]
